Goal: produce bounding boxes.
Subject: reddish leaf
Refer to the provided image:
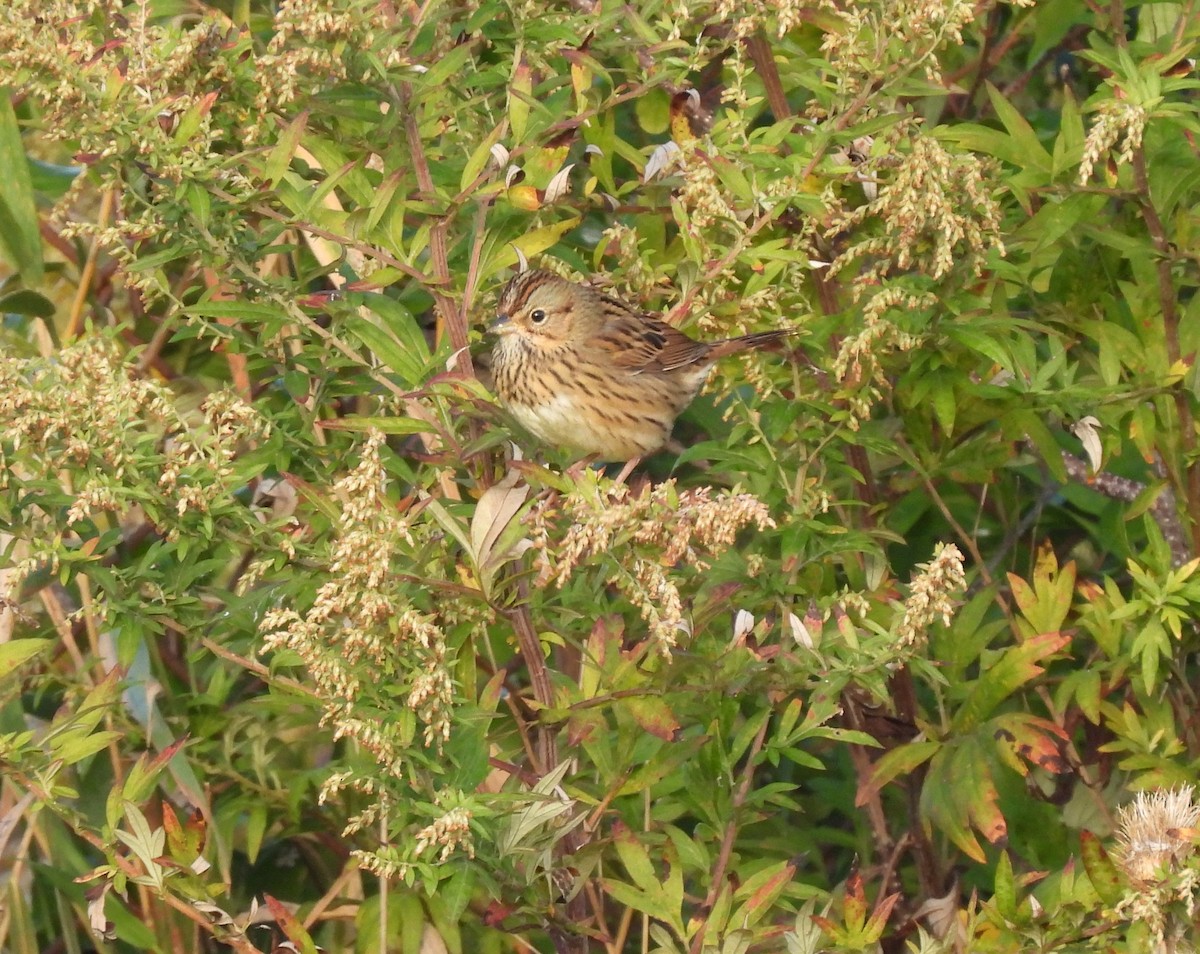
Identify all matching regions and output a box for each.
[864,891,902,942]
[263,895,318,954]
[843,870,867,935]
[992,712,1070,776]
[624,695,680,741]
[567,707,606,747]
[742,859,796,914]
[162,803,205,862]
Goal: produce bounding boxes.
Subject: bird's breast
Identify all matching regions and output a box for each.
[490,336,706,461]
[507,390,674,461]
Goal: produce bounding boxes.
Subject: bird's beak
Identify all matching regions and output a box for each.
[490,313,512,334]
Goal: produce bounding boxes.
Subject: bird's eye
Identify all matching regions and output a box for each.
[530,309,547,324]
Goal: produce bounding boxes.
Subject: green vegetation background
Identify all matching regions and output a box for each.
[1,0,1199,952]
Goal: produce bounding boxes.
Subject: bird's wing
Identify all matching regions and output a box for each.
[594,309,712,374]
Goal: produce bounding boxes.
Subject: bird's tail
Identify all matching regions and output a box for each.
[708,328,795,360]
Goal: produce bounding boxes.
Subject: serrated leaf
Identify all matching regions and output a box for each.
[953,632,1070,731]
[922,742,995,863]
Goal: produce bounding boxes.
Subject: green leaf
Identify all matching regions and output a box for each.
[438,865,476,923]
[612,820,658,893]
[363,292,433,362]
[0,288,55,318]
[993,851,1018,919]
[298,134,373,208]
[985,83,1053,174]
[1080,829,1124,906]
[53,729,124,765]
[482,215,582,281]
[508,60,533,143]
[343,313,427,386]
[460,122,507,194]
[733,858,796,927]
[0,638,51,678]
[0,90,43,285]
[320,415,436,435]
[246,802,268,863]
[857,740,939,806]
[1052,88,1085,178]
[122,738,188,805]
[922,739,1000,863]
[184,300,284,323]
[264,110,309,187]
[635,87,670,134]
[932,382,957,436]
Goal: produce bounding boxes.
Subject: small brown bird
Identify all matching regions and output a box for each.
[491,270,790,471]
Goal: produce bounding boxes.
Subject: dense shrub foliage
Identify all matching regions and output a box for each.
[1,0,1199,952]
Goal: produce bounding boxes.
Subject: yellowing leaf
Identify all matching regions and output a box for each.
[506,184,540,211]
[509,61,532,143]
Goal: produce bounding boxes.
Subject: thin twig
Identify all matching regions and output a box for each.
[65,188,115,340]
[401,85,471,365]
[688,714,772,954]
[504,579,557,774]
[199,636,320,700]
[1130,146,1198,554]
[744,30,791,123]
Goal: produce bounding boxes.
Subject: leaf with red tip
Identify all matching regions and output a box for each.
[263,895,319,954]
